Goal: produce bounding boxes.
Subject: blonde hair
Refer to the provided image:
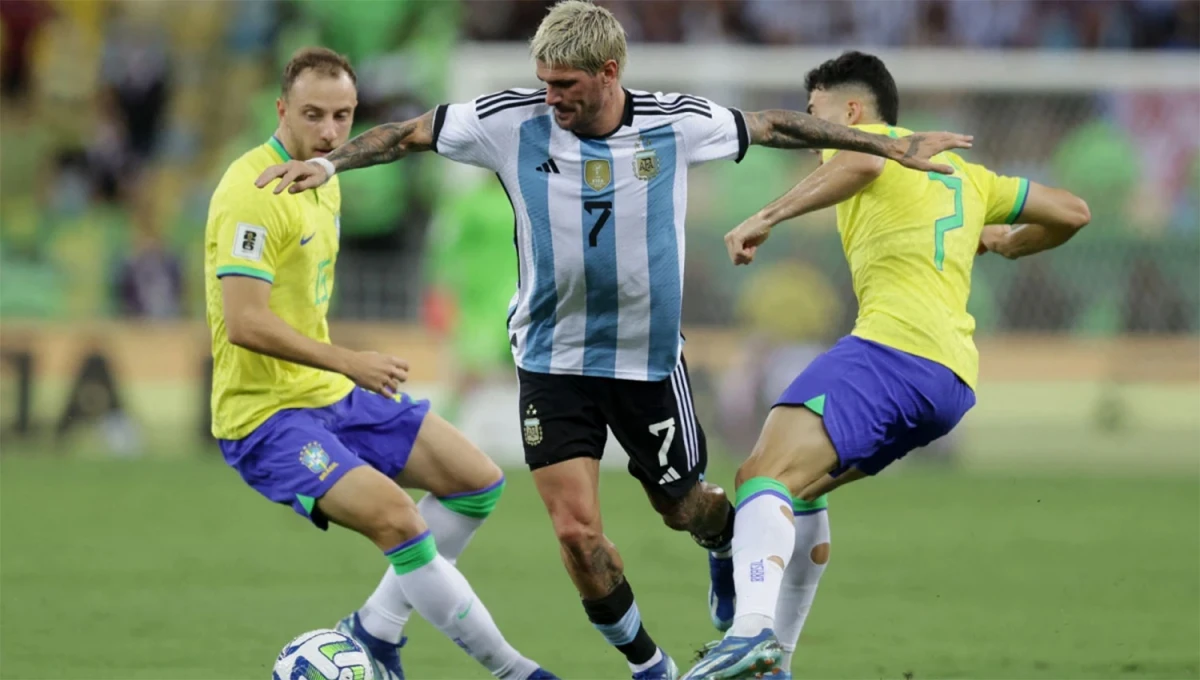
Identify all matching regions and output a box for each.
[530,1,627,75]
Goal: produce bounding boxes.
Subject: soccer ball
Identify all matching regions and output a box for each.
[272,629,374,680]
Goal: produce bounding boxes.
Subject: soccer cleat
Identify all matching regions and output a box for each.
[680,629,784,679]
[336,612,407,680]
[633,649,680,680]
[707,552,736,632]
[528,669,562,679]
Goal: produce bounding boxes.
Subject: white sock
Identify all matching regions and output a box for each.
[775,510,831,669]
[360,494,488,643]
[729,481,796,637]
[630,648,664,674]
[396,552,539,679]
[417,492,487,566]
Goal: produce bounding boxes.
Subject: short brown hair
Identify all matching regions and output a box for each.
[281,47,357,96]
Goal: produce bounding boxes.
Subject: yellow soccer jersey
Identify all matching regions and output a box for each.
[821,124,1029,389]
[204,138,352,440]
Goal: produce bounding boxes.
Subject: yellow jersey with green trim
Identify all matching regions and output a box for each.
[821,124,1029,389]
[204,138,352,440]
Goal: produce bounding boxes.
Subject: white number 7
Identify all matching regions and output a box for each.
[648,418,677,467]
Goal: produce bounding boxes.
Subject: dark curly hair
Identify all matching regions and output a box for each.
[804,51,899,126]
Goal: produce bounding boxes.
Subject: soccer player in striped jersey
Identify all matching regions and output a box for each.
[683,51,1090,679]
[256,5,970,678]
[208,47,557,680]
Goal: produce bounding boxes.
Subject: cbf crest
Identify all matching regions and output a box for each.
[523,404,543,447]
[584,159,611,191]
[633,137,660,181]
[299,441,338,481]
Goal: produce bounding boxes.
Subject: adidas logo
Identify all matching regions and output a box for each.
[658,466,681,485]
[534,158,560,174]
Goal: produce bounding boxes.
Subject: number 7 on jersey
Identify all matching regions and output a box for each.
[928,172,964,271]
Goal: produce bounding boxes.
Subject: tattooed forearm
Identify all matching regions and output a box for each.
[327,110,435,172]
[744,109,906,159]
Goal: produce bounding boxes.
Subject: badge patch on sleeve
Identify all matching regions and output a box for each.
[232,223,267,261]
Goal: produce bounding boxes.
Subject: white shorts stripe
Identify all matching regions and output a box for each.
[670,363,700,470]
[668,369,692,469]
[677,362,701,470]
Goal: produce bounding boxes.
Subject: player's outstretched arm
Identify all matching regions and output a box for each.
[221,277,410,396]
[724,151,883,265]
[255,111,436,194]
[742,110,971,174]
[979,182,1091,259]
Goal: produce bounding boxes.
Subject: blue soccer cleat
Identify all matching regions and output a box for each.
[681,629,784,680]
[707,552,735,632]
[336,612,407,680]
[528,669,562,679]
[633,649,680,680]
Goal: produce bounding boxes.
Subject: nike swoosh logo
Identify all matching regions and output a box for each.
[456,599,474,620]
[300,232,316,246]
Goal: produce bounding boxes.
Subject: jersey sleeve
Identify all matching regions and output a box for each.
[675,97,749,166]
[211,183,294,285]
[431,90,534,171]
[966,161,1031,224]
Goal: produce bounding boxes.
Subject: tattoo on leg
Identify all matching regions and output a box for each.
[587,542,625,594]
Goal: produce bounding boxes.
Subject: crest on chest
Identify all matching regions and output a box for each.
[633,135,659,181]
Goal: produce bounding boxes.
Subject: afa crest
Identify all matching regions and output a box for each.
[523,404,543,447]
[633,146,659,181]
[584,159,611,191]
[299,441,338,480]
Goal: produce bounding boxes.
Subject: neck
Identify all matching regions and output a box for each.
[272,127,302,161]
[581,86,626,137]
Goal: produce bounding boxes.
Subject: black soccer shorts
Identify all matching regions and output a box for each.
[517,357,707,499]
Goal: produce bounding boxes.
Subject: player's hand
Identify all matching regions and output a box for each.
[344,351,409,398]
[978,224,1015,258]
[891,132,974,175]
[725,215,773,266]
[255,160,330,195]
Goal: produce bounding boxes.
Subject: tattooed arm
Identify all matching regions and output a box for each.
[327,111,435,172]
[742,110,971,174]
[255,111,436,194]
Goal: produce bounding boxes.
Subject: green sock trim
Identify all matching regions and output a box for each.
[385,532,437,575]
[437,477,506,519]
[734,476,793,509]
[793,494,829,513]
[803,394,826,416]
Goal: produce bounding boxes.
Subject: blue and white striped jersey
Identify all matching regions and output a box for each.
[432,88,749,381]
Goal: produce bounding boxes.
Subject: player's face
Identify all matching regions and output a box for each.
[278,70,357,161]
[537,60,612,133]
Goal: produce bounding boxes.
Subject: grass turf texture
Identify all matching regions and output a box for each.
[1,456,1196,679]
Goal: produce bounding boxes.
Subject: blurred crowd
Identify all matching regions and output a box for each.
[466,0,1200,49]
[0,0,1196,344]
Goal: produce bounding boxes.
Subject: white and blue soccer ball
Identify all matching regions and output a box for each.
[272,629,374,680]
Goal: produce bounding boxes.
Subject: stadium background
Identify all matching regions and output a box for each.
[0,1,1197,678]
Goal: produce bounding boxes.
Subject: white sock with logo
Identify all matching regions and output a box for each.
[729,478,796,638]
[775,510,831,669]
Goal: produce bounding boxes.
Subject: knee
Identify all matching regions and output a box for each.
[735,459,768,488]
[363,495,427,550]
[548,503,604,558]
[658,504,690,532]
[654,489,698,533]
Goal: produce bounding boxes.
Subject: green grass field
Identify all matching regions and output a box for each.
[1,455,1197,680]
